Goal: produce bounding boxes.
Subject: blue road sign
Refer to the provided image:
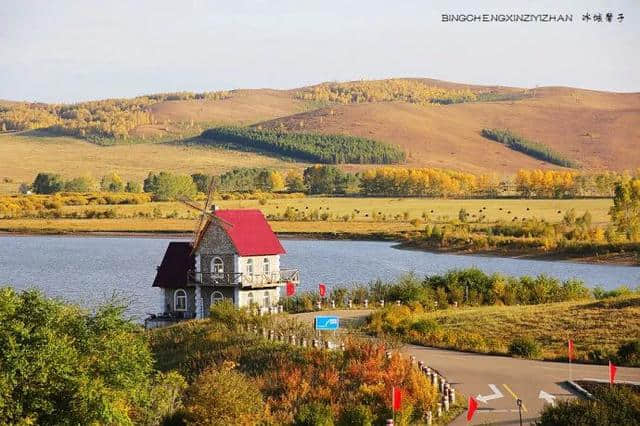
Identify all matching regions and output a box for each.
[315,315,340,331]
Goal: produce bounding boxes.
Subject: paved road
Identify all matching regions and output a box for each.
[405,344,640,425]
[293,310,640,425]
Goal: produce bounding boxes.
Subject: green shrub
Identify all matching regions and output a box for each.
[294,402,334,426]
[338,405,373,426]
[185,366,265,425]
[410,319,440,334]
[509,337,541,358]
[536,386,640,426]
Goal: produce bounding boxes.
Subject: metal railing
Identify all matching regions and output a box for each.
[188,268,299,288]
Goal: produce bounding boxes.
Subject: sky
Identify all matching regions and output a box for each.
[1,0,638,103]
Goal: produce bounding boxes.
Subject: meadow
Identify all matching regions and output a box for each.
[0,196,613,233]
[366,295,640,365]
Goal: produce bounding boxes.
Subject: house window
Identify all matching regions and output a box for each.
[212,257,224,274]
[247,292,254,306]
[263,291,270,307]
[174,289,187,311]
[263,257,270,275]
[246,258,254,275]
[211,291,224,305]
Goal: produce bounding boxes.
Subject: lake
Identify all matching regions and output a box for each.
[0,235,638,320]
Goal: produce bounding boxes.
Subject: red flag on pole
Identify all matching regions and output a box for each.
[319,283,326,298]
[609,361,617,384]
[286,281,295,297]
[568,339,574,361]
[467,396,478,422]
[392,386,402,412]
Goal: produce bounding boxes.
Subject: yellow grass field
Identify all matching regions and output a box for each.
[0,132,305,192]
[395,296,640,362]
[0,197,613,234]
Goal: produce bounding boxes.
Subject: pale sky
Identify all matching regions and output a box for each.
[1,0,638,103]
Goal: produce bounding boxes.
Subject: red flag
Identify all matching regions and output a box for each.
[467,396,478,422]
[609,361,617,384]
[568,339,574,361]
[319,283,326,298]
[392,386,402,412]
[286,281,295,297]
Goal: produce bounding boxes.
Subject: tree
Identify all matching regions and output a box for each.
[185,366,265,425]
[125,180,142,193]
[64,175,97,192]
[32,172,64,194]
[143,171,197,201]
[0,288,184,425]
[609,178,640,241]
[269,171,285,192]
[191,173,212,193]
[101,172,124,192]
[285,170,307,192]
[303,165,353,195]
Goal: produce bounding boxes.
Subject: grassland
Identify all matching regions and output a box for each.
[0,196,613,231]
[0,132,305,192]
[367,295,640,364]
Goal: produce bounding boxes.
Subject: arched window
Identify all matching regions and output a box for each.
[212,257,224,274]
[174,289,187,311]
[246,258,254,275]
[211,291,224,305]
[263,291,270,307]
[247,292,254,306]
[263,257,270,275]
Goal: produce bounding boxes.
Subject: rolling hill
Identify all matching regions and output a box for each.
[0,79,638,189]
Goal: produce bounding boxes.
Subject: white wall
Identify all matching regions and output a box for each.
[237,288,280,307]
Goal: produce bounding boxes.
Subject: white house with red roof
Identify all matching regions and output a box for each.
[151,208,298,321]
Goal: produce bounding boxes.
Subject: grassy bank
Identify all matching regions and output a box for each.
[366,295,640,365]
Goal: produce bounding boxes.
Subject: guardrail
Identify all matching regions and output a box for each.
[188,268,299,288]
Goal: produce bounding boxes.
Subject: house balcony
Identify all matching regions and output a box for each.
[187,268,299,289]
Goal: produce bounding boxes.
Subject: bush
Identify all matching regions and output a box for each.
[294,402,334,426]
[536,386,640,426]
[185,366,265,425]
[338,405,373,426]
[508,337,541,358]
[618,340,640,366]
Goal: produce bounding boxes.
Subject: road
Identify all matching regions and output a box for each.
[406,344,640,425]
[293,309,640,425]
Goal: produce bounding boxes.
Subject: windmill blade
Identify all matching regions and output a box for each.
[202,176,216,216]
[180,198,208,214]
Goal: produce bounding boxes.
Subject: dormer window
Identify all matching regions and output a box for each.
[212,257,224,274]
[263,257,270,275]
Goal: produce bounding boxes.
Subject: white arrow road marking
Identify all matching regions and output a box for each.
[477,384,504,404]
[538,390,556,405]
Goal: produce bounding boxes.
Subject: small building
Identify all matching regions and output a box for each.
[151,209,298,322]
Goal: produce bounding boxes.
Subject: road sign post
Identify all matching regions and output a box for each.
[314,315,339,331]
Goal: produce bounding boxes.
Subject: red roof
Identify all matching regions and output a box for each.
[211,209,285,256]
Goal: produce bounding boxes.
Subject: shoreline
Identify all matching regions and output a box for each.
[2,229,637,267]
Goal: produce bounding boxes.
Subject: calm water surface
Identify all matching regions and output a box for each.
[0,236,638,320]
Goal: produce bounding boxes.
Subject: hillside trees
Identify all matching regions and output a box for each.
[294,79,478,104]
[200,127,406,164]
[481,128,578,168]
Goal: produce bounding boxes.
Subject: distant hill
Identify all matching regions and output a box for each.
[1,79,638,174]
